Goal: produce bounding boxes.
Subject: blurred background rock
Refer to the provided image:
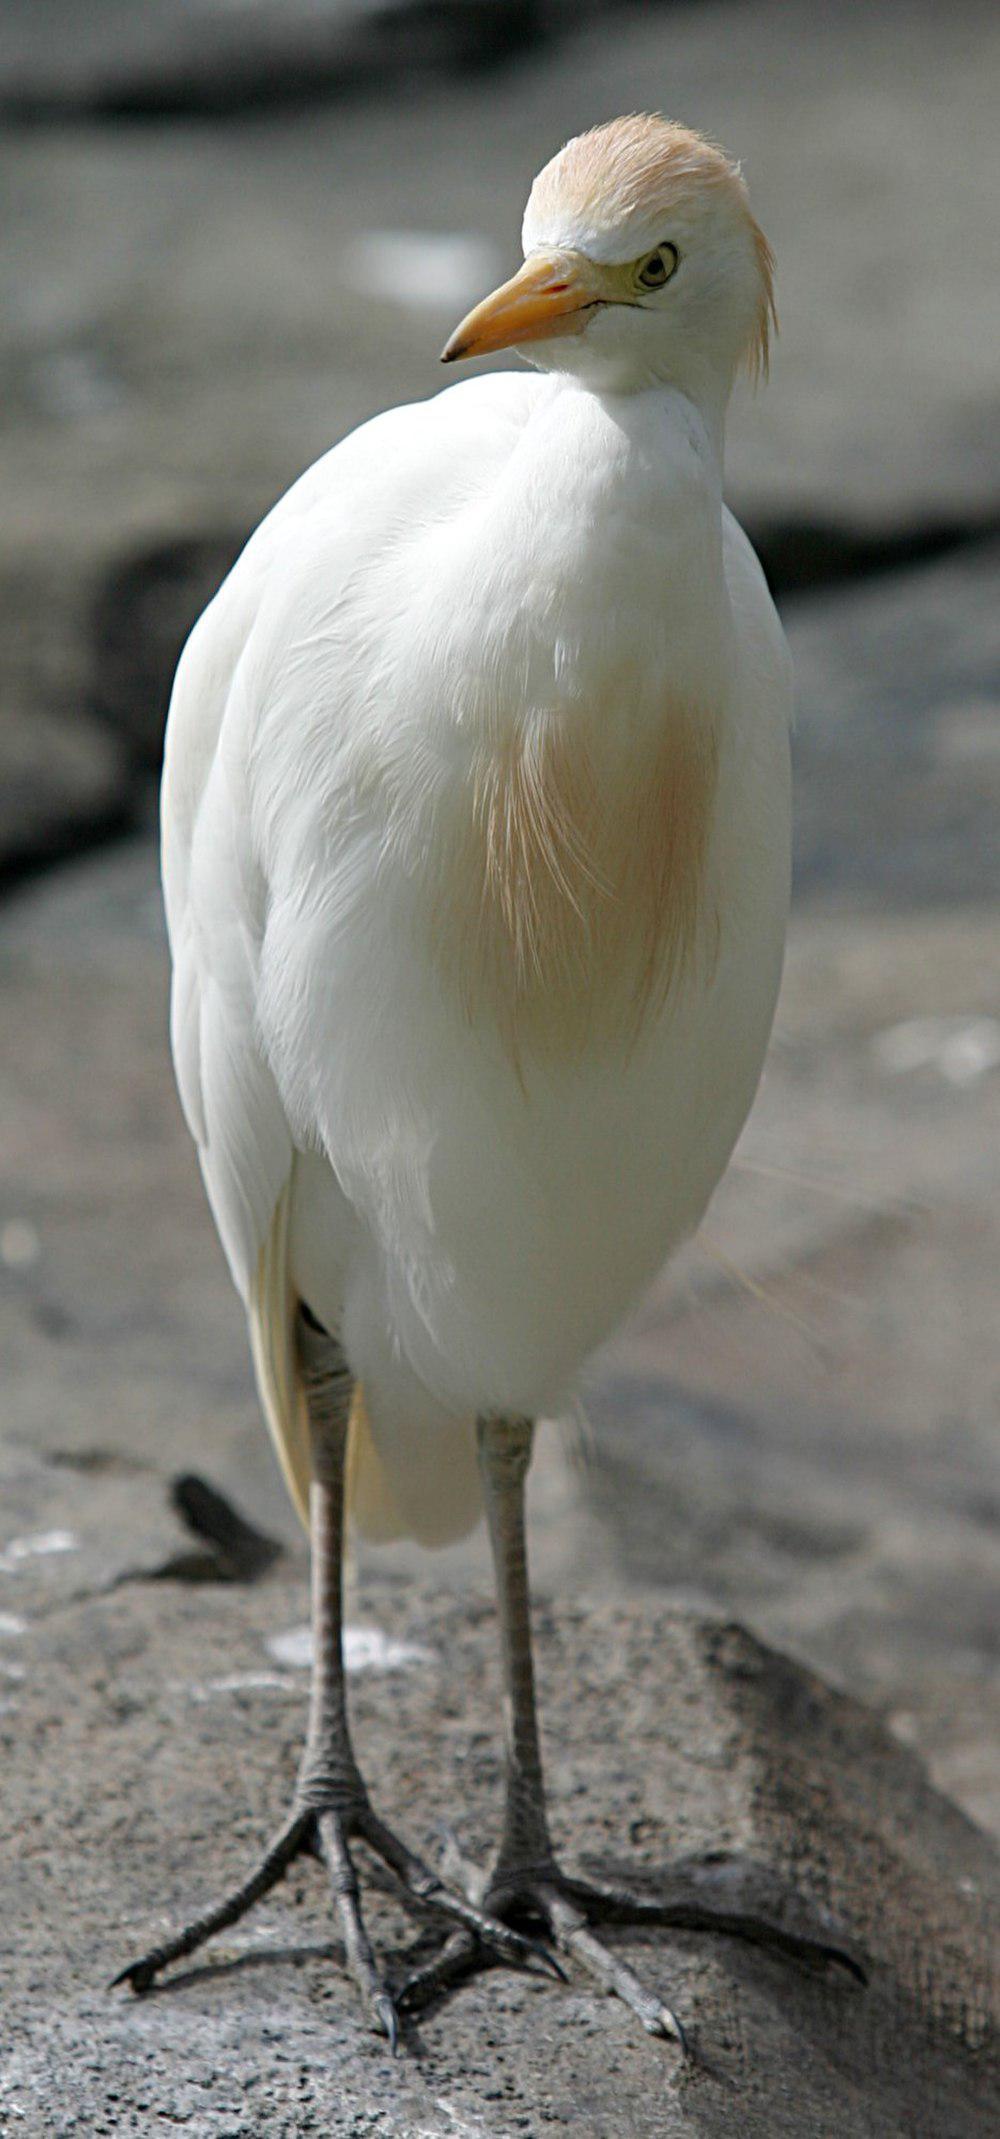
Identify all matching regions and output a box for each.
[1,4,997,2132]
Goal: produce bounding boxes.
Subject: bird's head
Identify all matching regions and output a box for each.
[442,114,775,402]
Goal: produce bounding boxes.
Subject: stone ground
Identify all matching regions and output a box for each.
[1,1,998,2132]
[1,1517,996,2138]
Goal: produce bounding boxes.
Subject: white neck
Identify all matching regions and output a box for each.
[428,374,733,754]
[528,343,734,464]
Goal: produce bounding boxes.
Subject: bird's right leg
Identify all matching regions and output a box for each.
[113,1311,544,2043]
[400,1414,865,2037]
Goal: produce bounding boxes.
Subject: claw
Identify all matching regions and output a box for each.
[372,1991,401,2054]
[110,1960,154,1996]
[525,1938,567,1983]
[650,2004,687,2052]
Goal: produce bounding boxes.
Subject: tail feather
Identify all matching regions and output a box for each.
[249,1180,482,1546]
[344,1381,409,1541]
[348,1378,482,1545]
[248,1179,311,1530]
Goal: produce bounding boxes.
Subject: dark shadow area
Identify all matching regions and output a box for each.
[0,0,548,126]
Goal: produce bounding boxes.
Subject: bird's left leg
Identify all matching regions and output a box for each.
[113,1320,544,2040]
[468,1415,685,2042]
[402,1414,865,2039]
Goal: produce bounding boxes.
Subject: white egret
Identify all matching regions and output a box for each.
[117,115,854,2044]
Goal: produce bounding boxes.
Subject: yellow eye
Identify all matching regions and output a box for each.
[637,243,678,291]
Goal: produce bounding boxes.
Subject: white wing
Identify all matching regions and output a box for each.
[161,536,313,1515]
[162,562,291,1303]
[160,375,538,1524]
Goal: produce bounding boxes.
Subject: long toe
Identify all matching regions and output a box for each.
[397,1927,482,2015]
[395,1865,685,2044]
[357,1825,864,2043]
[318,1811,400,2047]
[559,1859,868,1984]
[541,1884,686,2046]
[111,1810,312,1994]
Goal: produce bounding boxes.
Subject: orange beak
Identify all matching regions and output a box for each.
[441,252,608,363]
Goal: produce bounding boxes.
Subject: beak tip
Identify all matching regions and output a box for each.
[439,340,463,365]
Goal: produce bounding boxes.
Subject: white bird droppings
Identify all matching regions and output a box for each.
[0,1612,27,1637]
[267,1623,433,1674]
[432,2103,497,2139]
[0,1220,40,1270]
[266,1624,313,1670]
[874,1015,1000,1086]
[183,1671,298,1704]
[0,1530,79,1574]
[344,230,503,313]
[344,1624,433,1673]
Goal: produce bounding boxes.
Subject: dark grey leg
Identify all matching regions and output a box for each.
[401,1415,866,2040]
[475,1414,685,2042]
[479,1417,555,1886]
[113,1318,544,2043]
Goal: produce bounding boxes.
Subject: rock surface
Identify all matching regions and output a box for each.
[790,543,1000,907]
[1,1422,997,2136]
[0,678,128,890]
[5,0,996,531]
[0,0,538,118]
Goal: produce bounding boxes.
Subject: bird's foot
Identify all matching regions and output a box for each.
[111,1788,555,2049]
[399,1841,867,2044]
[505,1868,688,2044]
[398,1843,683,2043]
